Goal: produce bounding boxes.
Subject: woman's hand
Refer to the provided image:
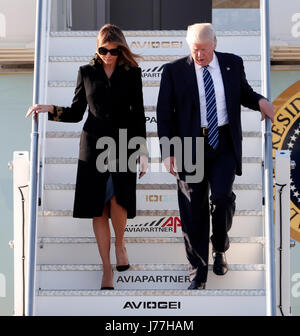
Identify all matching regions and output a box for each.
[25,104,54,118]
[138,155,148,179]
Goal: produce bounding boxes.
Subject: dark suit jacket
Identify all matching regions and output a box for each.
[157,51,264,177]
[48,58,146,218]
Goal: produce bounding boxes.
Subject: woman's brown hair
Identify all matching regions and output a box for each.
[96,24,140,67]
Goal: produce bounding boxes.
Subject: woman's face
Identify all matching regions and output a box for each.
[97,41,120,67]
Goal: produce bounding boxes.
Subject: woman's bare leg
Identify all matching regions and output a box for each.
[110,196,129,267]
[93,204,113,288]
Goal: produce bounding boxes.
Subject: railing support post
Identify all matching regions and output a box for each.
[26,0,43,316]
[275,150,291,316]
[10,152,30,316]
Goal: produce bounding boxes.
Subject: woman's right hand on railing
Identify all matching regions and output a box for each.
[25,104,54,118]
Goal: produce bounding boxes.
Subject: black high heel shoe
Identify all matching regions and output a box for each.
[115,245,130,272]
[116,264,130,272]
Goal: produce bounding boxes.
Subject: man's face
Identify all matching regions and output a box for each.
[190,40,216,66]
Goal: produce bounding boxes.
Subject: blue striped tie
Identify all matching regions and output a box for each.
[203,65,218,149]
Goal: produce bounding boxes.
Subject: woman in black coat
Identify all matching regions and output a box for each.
[26,24,148,290]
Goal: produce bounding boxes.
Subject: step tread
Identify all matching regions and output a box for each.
[37,263,266,271]
[37,236,264,244]
[39,209,263,217]
[46,131,262,138]
[37,289,265,296]
[50,30,261,37]
[49,55,261,62]
[49,80,261,87]
[44,156,263,164]
[45,105,257,113]
[44,183,262,190]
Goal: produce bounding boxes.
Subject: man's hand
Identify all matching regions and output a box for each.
[163,156,177,177]
[259,98,275,122]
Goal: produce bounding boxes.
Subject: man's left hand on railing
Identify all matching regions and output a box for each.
[259,98,275,123]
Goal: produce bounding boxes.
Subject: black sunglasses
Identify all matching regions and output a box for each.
[98,47,120,56]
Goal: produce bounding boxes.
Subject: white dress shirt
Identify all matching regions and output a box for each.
[194,52,229,127]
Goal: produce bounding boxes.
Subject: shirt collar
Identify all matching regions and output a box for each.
[194,52,217,71]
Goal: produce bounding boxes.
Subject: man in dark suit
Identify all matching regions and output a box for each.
[157,23,274,290]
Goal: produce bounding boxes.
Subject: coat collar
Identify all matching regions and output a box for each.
[186,54,194,66]
[89,54,128,75]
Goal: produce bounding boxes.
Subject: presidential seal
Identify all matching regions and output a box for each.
[272,80,300,242]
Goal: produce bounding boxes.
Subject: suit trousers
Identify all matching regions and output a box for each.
[177,124,236,283]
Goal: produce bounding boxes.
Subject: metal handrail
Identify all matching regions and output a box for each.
[66,0,73,31]
[26,0,43,316]
[260,0,276,316]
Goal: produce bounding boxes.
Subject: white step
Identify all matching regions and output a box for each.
[43,156,262,185]
[48,55,261,81]
[36,263,265,290]
[41,186,262,211]
[48,30,261,57]
[35,289,266,316]
[44,136,262,158]
[37,213,263,238]
[46,83,263,108]
[36,237,264,265]
[44,108,262,133]
[43,108,263,137]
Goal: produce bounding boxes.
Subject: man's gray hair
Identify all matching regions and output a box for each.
[186,23,216,45]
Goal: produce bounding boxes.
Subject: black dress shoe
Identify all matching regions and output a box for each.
[213,251,228,275]
[188,280,206,290]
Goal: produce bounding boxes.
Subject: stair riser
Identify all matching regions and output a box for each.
[45,109,262,133]
[49,35,260,57]
[47,85,262,108]
[35,295,266,316]
[42,189,262,211]
[36,242,263,264]
[48,59,261,81]
[36,270,265,290]
[44,161,262,185]
[44,137,262,158]
[38,215,263,238]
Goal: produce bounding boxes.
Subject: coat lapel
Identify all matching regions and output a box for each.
[184,55,201,123]
[215,51,233,117]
